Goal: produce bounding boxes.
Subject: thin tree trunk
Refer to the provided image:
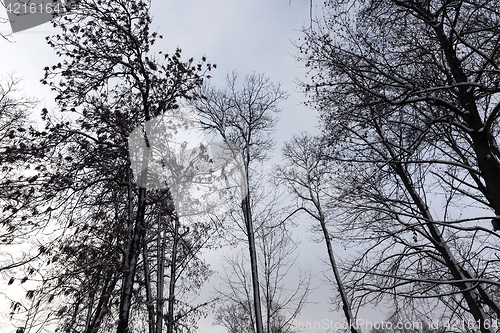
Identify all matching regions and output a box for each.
[156,215,166,333]
[143,232,155,333]
[67,296,82,333]
[307,176,359,333]
[117,111,151,333]
[87,274,119,333]
[117,188,147,333]
[166,214,180,333]
[242,194,264,333]
[264,242,271,333]
[83,285,95,333]
[318,211,359,333]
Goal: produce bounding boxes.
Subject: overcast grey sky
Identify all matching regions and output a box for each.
[0,1,387,332]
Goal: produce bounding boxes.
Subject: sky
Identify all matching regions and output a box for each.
[0,1,387,332]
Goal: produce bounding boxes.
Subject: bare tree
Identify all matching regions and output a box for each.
[215,193,310,333]
[300,0,500,220]
[295,0,500,331]
[194,72,288,333]
[276,133,360,333]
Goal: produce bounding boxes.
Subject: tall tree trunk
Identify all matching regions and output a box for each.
[166,214,180,333]
[242,194,264,333]
[116,103,151,333]
[431,19,500,214]
[117,124,151,333]
[316,207,359,333]
[86,273,119,333]
[143,233,155,333]
[117,187,147,333]
[156,214,166,333]
[393,161,494,333]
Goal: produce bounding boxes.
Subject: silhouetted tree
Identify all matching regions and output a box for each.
[195,72,288,333]
[296,1,500,332]
[276,133,360,333]
[6,1,215,332]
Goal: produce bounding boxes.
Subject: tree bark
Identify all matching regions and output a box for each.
[86,273,119,333]
[166,214,180,333]
[242,194,264,333]
[117,187,147,333]
[318,211,359,333]
[143,232,155,333]
[156,215,166,333]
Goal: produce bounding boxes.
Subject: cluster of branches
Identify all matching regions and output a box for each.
[0,74,41,275]
[275,0,500,332]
